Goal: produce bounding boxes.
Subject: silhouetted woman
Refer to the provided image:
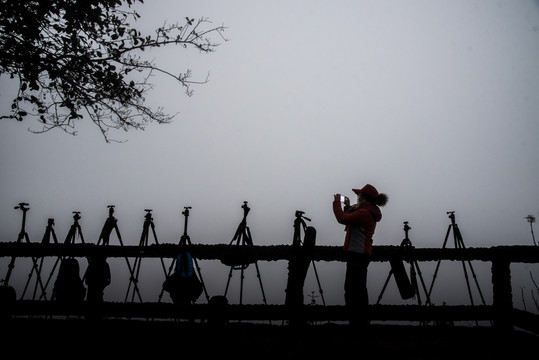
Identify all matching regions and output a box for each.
[333,184,388,327]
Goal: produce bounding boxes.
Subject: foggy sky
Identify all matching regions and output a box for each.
[1,1,538,309]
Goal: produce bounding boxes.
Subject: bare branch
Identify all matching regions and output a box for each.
[0,1,228,142]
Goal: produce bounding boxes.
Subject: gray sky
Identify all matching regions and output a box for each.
[1,1,538,310]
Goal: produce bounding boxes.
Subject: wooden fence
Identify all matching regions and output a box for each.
[1,242,538,332]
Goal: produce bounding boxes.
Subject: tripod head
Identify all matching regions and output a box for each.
[14,202,30,234]
[400,221,413,248]
[180,206,192,241]
[41,218,57,244]
[14,202,29,212]
[65,211,84,245]
[403,221,411,236]
[293,210,312,246]
[241,201,250,219]
[447,211,456,224]
[228,202,253,247]
[144,209,153,223]
[295,210,311,222]
[294,210,311,231]
[72,211,81,222]
[398,221,416,266]
[99,205,118,245]
[107,205,115,217]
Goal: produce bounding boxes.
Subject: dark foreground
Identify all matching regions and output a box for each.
[3,317,537,359]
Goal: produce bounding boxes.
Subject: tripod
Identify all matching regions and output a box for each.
[125,209,168,302]
[96,205,141,302]
[97,205,123,246]
[428,212,488,310]
[158,207,210,303]
[377,221,431,306]
[289,210,325,306]
[33,218,59,301]
[3,203,47,300]
[65,211,85,245]
[42,212,85,300]
[224,202,269,308]
[41,218,59,245]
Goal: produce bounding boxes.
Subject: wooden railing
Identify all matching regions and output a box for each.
[1,242,538,332]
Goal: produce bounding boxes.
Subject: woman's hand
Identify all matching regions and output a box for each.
[334,194,350,206]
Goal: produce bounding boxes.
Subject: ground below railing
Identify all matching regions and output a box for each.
[2,317,538,359]
[4,301,539,333]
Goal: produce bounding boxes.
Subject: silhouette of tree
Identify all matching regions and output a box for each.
[0,0,226,141]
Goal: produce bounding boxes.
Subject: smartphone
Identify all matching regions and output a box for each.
[340,195,348,203]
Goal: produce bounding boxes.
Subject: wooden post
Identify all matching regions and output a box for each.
[491,258,513,331]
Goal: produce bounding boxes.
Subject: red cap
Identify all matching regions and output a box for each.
[352,184,379,199]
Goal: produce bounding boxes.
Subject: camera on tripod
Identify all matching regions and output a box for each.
[241,201,250,215]
[182,206,192,217]
[403,221,410,232]
[14,202,29,211]
[295,210,310,221]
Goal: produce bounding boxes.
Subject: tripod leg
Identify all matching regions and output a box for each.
[50,228,59,244]
[376,269,394,305]
[414,260,432,306]
[452,226,476,308]
[126,225,148,303]
[21,233,48,300]
[3,231,27,286]
[428,225,452,299]
[157,257,177,303]
[21,260,35,299]
[455,226,492,326]
[150,222,169,279]
[224,266,234,298]
[32,257,46,300]
[21,256,47,300]
[254,262,269,305]
[465,258,488,305]
[245,227,253,246]
[409,263,421,305]
[41,256,61,300]
[125,259,140,302]
[240,266,245,305]
[427,262,441,300]
[126,255,143,303]
[98,219,115,246]
[310,261,326,306]
[460,260,475,305]
[76,225,85,244]
[454,226,488,306]
[64,226,75,245]
[3,256,17,287]
[114,225,143,303]
[193,258,210,302]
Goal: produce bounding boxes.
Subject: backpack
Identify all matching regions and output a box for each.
[390,257,415,300]
[163,252,203,304]
[53,258,86,303]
